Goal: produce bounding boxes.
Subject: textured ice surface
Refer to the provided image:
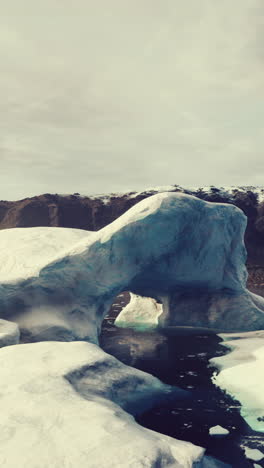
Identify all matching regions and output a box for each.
[0,319,19,347]
[115,292,163,330]
[211,331,264,432]
[0,341,206,468]
[0,192,264,343]
[0,226,93,283]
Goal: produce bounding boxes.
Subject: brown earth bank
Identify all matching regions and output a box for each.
[247,265,264,297]
[0,192,148,231]
[1,187,264,292]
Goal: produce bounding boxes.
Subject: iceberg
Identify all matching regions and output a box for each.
[0,192,264,343]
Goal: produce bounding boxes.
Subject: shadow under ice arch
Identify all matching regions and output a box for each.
[1,192,264,343]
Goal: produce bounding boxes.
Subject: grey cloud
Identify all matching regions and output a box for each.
[0,0,264,200]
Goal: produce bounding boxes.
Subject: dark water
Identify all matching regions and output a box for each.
[100,297,264,467]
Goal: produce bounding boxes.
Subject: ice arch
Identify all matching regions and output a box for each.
[1,192,264,343]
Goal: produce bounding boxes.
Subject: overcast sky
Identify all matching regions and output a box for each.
[1,1,264,200]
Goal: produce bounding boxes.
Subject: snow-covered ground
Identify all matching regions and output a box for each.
[210,331,264,432]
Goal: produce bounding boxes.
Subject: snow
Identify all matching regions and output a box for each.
[129,185,180,198]
[0,226,93,283]
[0,340,205,468]
[1,192,264,343]
[132,184,264,202]
[209,425,229,436]
[61,184,264,205]
[210,331,264,432]
[115,293,163,330]
[186,185,264,202]
[99,192,168,244]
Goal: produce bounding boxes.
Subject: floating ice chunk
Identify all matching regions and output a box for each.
[211,331,264,432]
[242,446,263,461]
[115,293,163,330]
[0,226,93,283]
[209,425,229,436]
